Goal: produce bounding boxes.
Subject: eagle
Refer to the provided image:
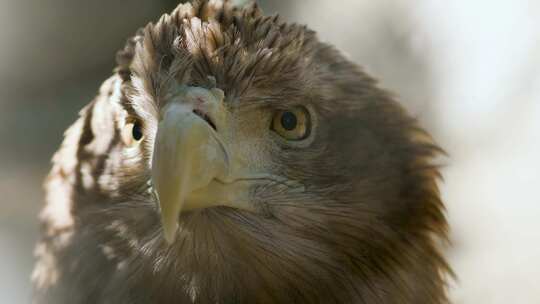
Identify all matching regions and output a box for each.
[32,1,450,303]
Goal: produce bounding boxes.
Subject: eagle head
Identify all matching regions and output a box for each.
[33,1,450,303]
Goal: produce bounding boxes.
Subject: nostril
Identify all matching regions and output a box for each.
[193,109,217,131]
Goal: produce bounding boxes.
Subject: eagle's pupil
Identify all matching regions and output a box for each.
[132,122,143,141]
[280,111,297,131]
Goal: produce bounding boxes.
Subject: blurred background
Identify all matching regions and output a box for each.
[1,0,539,303]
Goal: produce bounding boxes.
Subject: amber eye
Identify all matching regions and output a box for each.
[122,120,144,146]
[271,107,310,140]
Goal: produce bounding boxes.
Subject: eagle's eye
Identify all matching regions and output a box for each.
[271,107,310,141]
[121,119,144,146]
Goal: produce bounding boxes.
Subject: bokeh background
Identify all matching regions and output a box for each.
[1,0,539,303]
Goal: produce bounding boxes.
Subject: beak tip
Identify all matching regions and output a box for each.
[160,210,179,244]
[162,222,178,244]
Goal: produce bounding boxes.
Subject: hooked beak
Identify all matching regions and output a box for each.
[151,98,253,243]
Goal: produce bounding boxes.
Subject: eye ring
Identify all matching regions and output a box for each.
[271,107,311,141]
[122,119,144,146]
